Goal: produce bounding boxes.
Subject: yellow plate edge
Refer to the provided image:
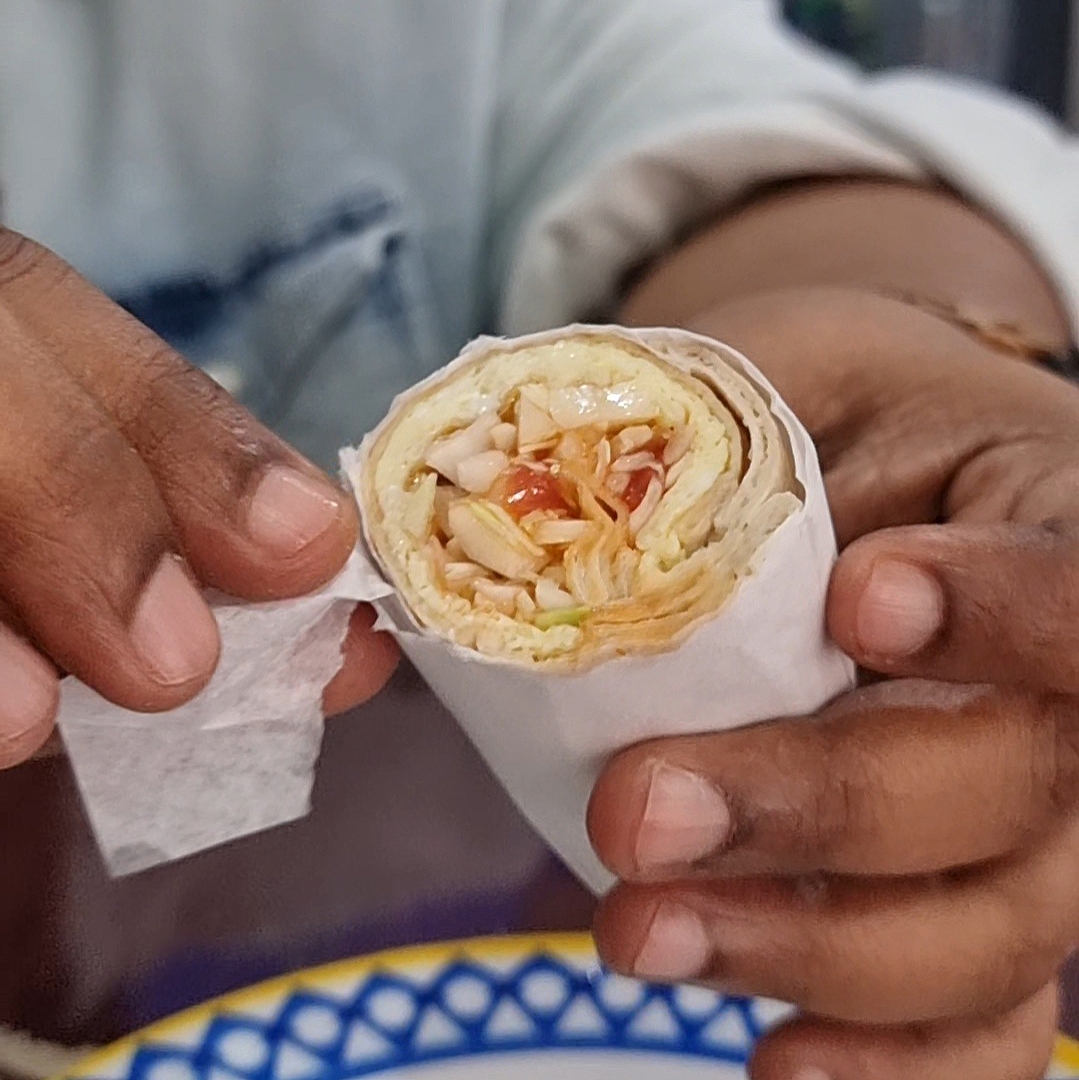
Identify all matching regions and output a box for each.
[54,930,1079,1079]
[1057,1035,1079,1070]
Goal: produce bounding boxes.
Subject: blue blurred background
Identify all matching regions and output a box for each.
[784,0,1075,126]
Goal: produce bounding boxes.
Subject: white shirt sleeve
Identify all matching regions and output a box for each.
[491,0,1079,339]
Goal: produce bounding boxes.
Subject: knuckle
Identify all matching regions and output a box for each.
[995,940,1058,1017]
[1036,517,1074,543]
[805,778,853,867]
[33,412,136,521]
[0,229,51,288]
[0,427,112,555]
[124,356,211,453]
[112,341,272,492]
[799,732,863,867]
[0,416,172,617]
[68,436,168,530]
[1021,526,1079,681]
[107,336,202,427]
[1043,695,1079,813]
[993,885,1069,1015]
[776,882,835,1010]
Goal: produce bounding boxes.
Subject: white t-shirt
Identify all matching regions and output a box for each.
[2,0,1077,467]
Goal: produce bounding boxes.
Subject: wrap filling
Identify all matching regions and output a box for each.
[362,333,800,665]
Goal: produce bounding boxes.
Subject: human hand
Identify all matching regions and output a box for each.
[588,287,1079,1079]
[0,229,398,768]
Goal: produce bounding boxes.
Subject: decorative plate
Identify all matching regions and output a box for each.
[56,934,1079,1080]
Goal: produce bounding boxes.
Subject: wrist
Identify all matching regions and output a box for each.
[856,286,1077,373]
[679,285,1029,407]
[620,178,1072,362]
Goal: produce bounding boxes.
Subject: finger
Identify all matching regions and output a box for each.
[322,605,400,717]
[829,521,1079,694]
[0,310,219,708]
[0,625,59,768]
[750,981,1058,1080]
[0,229,357,601]
[593,822,1079,1024]
[589,680,1068,880]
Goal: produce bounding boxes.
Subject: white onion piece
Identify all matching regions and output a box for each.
[443,561,490,586]
[456,450,509,494]
[594,438,611,480]
[664,452,693,490]
[425,414,498,482]
[473,579,523,615]
[447,500,549,580]
[425,536,447,572]
[513,458,548,473]
[535,576,579,611]
[613,548,638,598]
[541,564,568,588]
[531,518,592,546]
[519,511,558,534]
[629,475,664,536]
[403,472,438,539]
[612,450,659,473]
[546,386,598,429]
[547,382,659,429]
[517,393,559,448]
[490,422,517,453]
[663,425,693,466]
[612,425,652,457]
[555,431,586,461]
[606,381,661,420]
[515,589,537,619]
[605,471,630,496]
[519,384,549,410]
[433,485,458,536]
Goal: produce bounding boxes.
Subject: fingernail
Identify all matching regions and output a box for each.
[0,630,57,739]
[632,901,710,982]
[247,467,343,555]
[132,557,220,686]
[856,560,944,658]
[792,1069,831,1080]
[635,762,731,873]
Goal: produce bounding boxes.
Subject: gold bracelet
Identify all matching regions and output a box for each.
[871,287,1078,376]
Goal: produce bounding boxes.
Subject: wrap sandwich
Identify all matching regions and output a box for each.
[346,326,855,890]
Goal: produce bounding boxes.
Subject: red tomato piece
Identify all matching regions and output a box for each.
[621,466,658,512]
[643,433,669,459]
[495,464,574,518]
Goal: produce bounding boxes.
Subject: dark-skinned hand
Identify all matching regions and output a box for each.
[0,228,398,769]
[589,286,1079,1080]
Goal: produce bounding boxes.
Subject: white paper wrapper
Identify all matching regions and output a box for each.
[344,325,856,893]
[56,556,390,876]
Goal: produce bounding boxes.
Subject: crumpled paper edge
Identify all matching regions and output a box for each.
[56,555,391,876]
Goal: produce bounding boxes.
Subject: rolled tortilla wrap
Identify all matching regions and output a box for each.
[345,325,855,891]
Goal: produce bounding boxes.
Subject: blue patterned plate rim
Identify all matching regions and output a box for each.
[53,933,1079,1079]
